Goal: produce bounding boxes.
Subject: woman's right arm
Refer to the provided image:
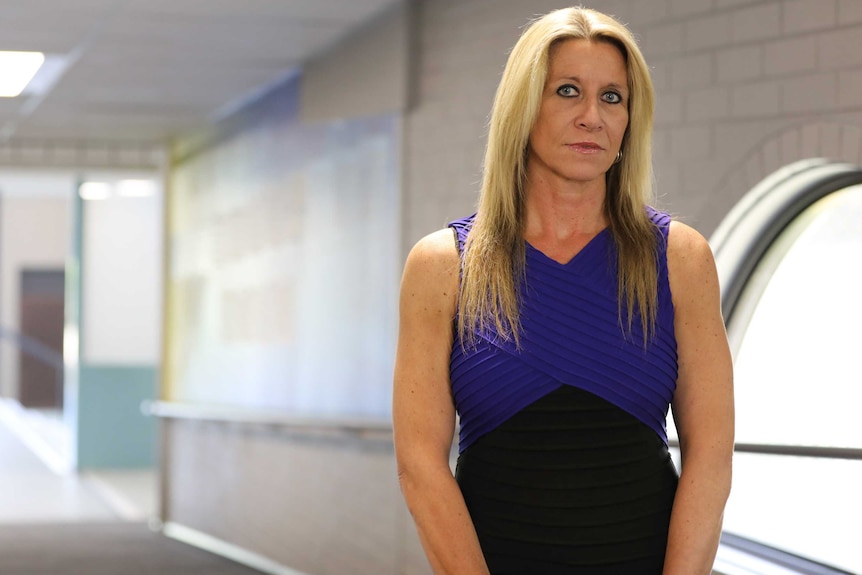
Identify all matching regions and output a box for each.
[393,229,490,575]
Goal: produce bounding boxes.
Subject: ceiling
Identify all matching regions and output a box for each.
[0,0,398,154]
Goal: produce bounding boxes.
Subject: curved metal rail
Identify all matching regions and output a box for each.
[0,325,64,406]
[708,158,862,575]
[711,158,862,324]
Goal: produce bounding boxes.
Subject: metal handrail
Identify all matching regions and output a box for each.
[668,439,862,461]
[0,325,64,368]
[142,400,393,440]
[703,159,862,466]
[0,325,64,406]
[711,159,862,324]
[719,533,855,575]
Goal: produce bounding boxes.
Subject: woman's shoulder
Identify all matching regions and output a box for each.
[409,228,460,260]
[666,220,718,302]
[644,207,708,254]
[667,220,710,256]
[401,228,461,319]
[403,228,461,286]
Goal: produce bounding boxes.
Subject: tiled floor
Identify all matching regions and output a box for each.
[0,399,157,525]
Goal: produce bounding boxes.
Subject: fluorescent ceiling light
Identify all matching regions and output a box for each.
[0,51,45,97]
[117,179,156,198]
[79,182,111,200]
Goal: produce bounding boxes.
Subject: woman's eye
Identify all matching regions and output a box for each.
[556,85,578,97]
[602,91,623,104]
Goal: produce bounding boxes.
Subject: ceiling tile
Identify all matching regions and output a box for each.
[0,0,399,150]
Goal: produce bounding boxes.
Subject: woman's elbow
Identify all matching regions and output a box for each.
[396,455,442,498]
[680,443,733,498]
[396,460,417,496]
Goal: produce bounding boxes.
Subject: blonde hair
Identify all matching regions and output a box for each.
[458,6,658,347]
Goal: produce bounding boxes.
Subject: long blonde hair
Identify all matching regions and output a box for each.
[458,7,658,347]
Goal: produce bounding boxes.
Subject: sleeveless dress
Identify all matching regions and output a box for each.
[449,208,679,574]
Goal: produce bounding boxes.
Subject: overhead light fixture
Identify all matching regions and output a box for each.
[79,182,111,200]
[0,51,46,97]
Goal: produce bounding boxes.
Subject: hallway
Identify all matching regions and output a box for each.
[0,522,266,575]
[0,399,147,525]
[0,400,263,575]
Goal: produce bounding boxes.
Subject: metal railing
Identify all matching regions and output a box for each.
[0,325,64,407]
[668,439,862,461]
[709,158,862,466]
[142,400,393,441]
[705,158,862,575]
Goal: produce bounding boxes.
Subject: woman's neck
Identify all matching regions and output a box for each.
[523,176,608,242]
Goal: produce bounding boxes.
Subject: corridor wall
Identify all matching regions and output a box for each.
[158,3,420,574]
[74,177,163,468]
[158,0,862,574]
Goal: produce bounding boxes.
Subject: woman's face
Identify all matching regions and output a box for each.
[528,39,629,190]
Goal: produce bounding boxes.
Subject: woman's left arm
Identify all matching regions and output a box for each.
[663,221,735,575]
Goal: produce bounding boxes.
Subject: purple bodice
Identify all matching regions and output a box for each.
[449,208,678,453]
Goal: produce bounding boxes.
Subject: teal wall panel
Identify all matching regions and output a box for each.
[77,364,157,469]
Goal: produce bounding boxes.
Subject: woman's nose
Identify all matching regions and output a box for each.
[576,98,603,130]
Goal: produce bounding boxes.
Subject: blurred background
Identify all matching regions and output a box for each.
[0,0,859,574]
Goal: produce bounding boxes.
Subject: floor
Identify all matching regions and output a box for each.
[2,400,845,575]
[0,398,157,525]
[0,400,276,575]
[0,522,268,575]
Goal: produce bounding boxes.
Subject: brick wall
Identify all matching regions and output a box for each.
[402,0,862,257]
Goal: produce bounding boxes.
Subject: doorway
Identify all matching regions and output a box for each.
[18,269,65,409]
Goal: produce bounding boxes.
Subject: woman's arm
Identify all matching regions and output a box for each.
[663,221,735,575]
[392,229,490,575]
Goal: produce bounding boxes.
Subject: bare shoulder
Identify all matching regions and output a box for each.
[667,220,719,308]
[404,228,460,274]
[401,228,460,316]
[668,220,712,261]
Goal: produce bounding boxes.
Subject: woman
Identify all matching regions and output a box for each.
[393,7,733,574]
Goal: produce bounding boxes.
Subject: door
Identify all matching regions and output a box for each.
[19,269,65,408]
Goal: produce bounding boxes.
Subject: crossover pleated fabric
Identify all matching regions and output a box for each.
[449,208,677,454]
[448,208,679,572]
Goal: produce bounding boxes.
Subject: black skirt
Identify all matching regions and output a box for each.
[456,385,678,575]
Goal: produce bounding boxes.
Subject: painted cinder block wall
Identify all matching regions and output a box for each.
[402,0,862,258]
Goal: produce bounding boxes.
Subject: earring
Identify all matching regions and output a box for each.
[614,150,623,164]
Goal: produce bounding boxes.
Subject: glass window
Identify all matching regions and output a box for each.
[721,185,862,573]
[730,185,862,449]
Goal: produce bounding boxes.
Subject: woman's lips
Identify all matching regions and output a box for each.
[566,142,605,154]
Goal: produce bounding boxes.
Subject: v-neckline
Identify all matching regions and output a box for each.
[524,227,610,267]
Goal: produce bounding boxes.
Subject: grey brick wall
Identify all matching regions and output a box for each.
[401,0,862,257]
